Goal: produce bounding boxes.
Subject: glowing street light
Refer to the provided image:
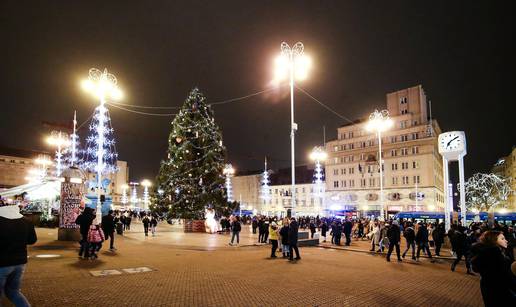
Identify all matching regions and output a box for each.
[81,68,123,222]
[121,183,129,205]
[366,109,393,220]
[46,131,71,177]
[274,42,312,217]
[223,164,235,202]
[141,179,152,208]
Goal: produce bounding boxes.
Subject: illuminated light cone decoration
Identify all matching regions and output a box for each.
[121,184,128,205]
[141,179,152,208]
[129,182,139,208]
[260,157,271,204]
[64,111,82,168]
[223,164,235,202]
[309,146,327,197]
[46,131,71,177]
[81,68,122,222]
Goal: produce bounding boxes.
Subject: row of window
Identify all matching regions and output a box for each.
[262,198,323,206]
[333,134,421,153]
[333,175,420,188]
[0,158,30,164]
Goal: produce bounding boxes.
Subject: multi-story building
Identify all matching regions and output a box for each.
[0,146,52,189]
[85,160,130,205]
[231,171,262,214]
[492,146,516,211]
[325,85,445,218]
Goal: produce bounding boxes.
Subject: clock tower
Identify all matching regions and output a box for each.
[438,131,467,230]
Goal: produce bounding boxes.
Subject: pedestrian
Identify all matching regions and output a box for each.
[368,221,380,251]
[229,216,241,246]
[378,222,388,253]
[75,207,95,259]
[252,217,258,234]
[150,216,158,236]
[0,201,37,307]
[358,221,364,239]
[309,221,316,239]
[451,226,474,274]
[262,218,270,243]
[142,214,150,236]
[269,222,279,258]
[87,223,105,260]
[386,220,402,262]
[428,223,435,248]
[258,217,264,243]
[101,210,116,251]
[343,218,353,246]
[288,217,301,261]
[401,222,416,260]
[120,214,127,231]
[126,214,132,230]
[415,223,435,262]
[334,220,343,246]
[320,221,328,242]
[433,223,446,256]
[471,231,516,306]
[280,218,290,258]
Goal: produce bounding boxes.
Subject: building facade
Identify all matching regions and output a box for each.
[492,146,516,211]
[231,172,262,214]
[325,85,445,217]
[0,147,52,190]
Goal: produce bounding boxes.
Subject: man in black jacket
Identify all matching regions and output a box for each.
[433,223,446,256]
[416,222,435,262]
[343,218,353,246]
[288,218,301,261]
[102,210,116,250]
[386,220,402,262]
[75,207,95,258]
[0,203,37,306]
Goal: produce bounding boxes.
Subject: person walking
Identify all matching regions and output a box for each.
[252,217,258,234]
[334,220,343,246]
[262,219,270,243]
[257,217,264,243]
[280,219,290,258]
[288,218,301,261]
[87,223,105,260]
[343,218,353,246]
[320,221,328,243]
[433,223,446,256]
[309,221,316,239]
[150,216,158,236]
[378,222,388,253]
[471,231,516,306]
[126,214,132,230]
[451,226,474,274]
[401,222,416,260]
[101,210,116,251]
[368,222,380,251]
[142,215,150,237]
[0,201,37,307]
[75,207,95,259]
[416,222,435,262]
[229,216,241,246]
[269,222,279,258]
[386,220,402,262]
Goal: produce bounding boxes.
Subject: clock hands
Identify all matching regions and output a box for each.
[446,136,459,147]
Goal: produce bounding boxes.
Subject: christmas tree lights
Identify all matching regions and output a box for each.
[260,157,271,204]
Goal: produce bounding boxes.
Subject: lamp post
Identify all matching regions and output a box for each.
[46,131,71,177]
[366,109,393,220]
[141,179,152,210]
[274,42,312,217]
[81,68,123,223]
[223,164,235,202]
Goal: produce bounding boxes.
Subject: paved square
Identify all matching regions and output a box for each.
[11,224,483,306]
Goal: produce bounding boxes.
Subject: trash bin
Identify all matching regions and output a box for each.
[116,222,124,235]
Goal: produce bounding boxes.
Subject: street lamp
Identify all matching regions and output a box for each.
[274,42,312,217]
[46,131,71,177]
[141,179,152,209]
[81,68,123,222]
[366,109,393,220]
[223,164,235,202]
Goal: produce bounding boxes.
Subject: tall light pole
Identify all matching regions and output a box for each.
[223,164,235,202]
[46,131,71,177]
[366,109,393,220]
[274,42,312,217]
[81,68,123,222]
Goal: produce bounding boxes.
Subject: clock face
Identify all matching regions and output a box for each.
[440,133,462,151]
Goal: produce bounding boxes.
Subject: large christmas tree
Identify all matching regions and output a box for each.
[155,88,227,220]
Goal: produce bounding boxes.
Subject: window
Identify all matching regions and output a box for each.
[333,169,338,175]
[341,168,346,175]
[412,146,419,154]
[302,187,305,193]
[391,163,398,171]
[401,109,408,115]
[340,157,345,163]
[392,177,398,185]
[413,175,420,184]
[349,167,354,174]
[401,148,408,156]
[400,121,407,129]
[350,180,355,187]
[401,135,408,142]
[369,178,375,187]
[361,179,366,187]
[412,161,419,169]
[402,162,409,170]
[349,131,354,138]
[333,181,339,188]
[360,153,365,160]
[344,157,348,163]
[334,157,338,164]
[334,146,339,152]
[391,149,397,156]
[412,133,419,140]
[400,97,408,104]
[361,141,366,148]
[350,143,354,150]
[368,140,374,147]
[342,180,347,187]
[402,176,409,185]
[391,136,396,143]
[349,155,354,162]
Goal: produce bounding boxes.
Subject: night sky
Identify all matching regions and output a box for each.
[1,1,513,182]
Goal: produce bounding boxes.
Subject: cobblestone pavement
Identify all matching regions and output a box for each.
[7,224,483,307]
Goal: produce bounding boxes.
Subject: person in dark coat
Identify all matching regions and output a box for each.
[288,218,301,261]
[334,221,343,246]
[309,221,316,238]
[280,218,290,258]
[451,226,474,274]
[142,215,150,236]
[320,221,328,242]
[258,218,264,243]
[343,218,353,246]
[401,222,416,260]
[252,217,258,234]
[386,220,402,262]
[75,207,95,258]
[0,202,37,306]
[101,210,116,250]
[471,231,516,306]
[415,222,434,261]
[433,223,446,256]
[261,219,270,243]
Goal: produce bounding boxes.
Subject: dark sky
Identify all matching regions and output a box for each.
[1,1,514,182]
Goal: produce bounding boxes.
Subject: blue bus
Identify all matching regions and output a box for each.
[394,211,516,224]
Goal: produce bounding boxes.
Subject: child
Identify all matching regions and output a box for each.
[87,224,105,260]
